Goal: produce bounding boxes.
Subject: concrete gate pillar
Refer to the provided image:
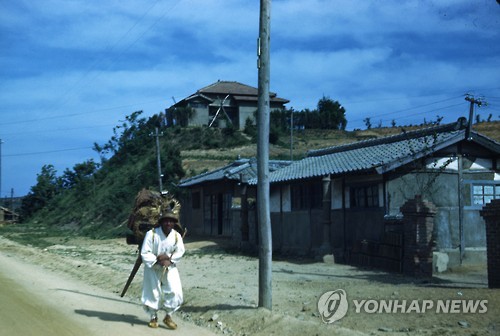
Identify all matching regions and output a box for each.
[240,184,249,242]
[400,195,437,278]
[480,199,500,289]
[315,175,333,260]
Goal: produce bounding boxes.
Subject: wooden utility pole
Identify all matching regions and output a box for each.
[465,95,484,140]
[0,139,3,201]
[290,109,294,161]
[460,94,485,262]
[150,127,163,192]
[257,0,272,310]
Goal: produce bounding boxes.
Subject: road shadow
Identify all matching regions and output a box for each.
[181,303,254,314]
[74,309,143,326]
[55,288,140,306]
[184,236,489,288]
[273,266,488,289]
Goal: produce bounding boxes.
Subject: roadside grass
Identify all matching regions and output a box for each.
[0,223,70,249]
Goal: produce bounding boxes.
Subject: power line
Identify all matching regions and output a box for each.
[0,123,117,138]
[10,1,181,128]
[3,146,93,157]
[371,96,462,118]
[0,99,164,126]
[33,1,164,117]
[343,90,500,124]
[387,102,466,121]
[344,93,461,105]
[348,98,466,124]
[62,0,183,97]
[348,102,468,129]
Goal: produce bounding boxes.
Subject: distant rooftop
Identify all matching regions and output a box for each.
[174,80,289,106]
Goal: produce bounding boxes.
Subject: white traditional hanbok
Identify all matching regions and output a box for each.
[141,226,185,317]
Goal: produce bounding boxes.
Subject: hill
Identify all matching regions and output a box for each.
[16,116,500,239]
[181,121,500,178]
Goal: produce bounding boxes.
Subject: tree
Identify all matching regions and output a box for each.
[166,106,195,127]
[364,117,372,129]
[270,108,289,131]
[20,164,61,220]
[317,96,347,130]
[61,159,98,190]
[243,116,257,139]
[93,110,147,160]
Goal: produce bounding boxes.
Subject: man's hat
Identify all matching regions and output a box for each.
[158,209,179,223]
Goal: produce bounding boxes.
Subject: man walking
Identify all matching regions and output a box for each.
[141,209,185,329]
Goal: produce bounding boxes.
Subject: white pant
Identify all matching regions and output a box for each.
[142,265,183,316]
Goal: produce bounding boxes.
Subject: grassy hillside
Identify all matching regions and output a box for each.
[18,119,499,239]
[181,121,500,179]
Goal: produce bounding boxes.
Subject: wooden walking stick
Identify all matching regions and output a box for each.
[120,253,143,297]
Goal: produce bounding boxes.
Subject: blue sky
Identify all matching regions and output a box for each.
[1,0,499,197]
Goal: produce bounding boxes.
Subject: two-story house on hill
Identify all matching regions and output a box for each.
[169,80,289,129]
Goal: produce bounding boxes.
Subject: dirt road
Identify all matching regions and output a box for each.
[0,251,214,336]
[0,232,498,336]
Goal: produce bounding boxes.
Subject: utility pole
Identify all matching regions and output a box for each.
[10,188,14,212]
[465,94,485,140]
[0,139,3,202]
[150,128,164,192]
[257,0,272,310]
[459,94,486,263]
[290,109,294,161]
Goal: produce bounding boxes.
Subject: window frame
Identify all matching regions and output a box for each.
[350,184,379,209]
[291,181,323,211]
[470,182,500,207]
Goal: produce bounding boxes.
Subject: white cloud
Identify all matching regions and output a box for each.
[0,0,499,195]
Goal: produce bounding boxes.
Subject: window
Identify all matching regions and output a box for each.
[350,184,379,208]
[291,181,323,210]
[189,101,206,108]
[192,191,201,209]
[472,183,500,205]
[291,184,308,210]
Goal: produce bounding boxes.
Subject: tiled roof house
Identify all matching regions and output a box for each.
[255,118,499,268]
[170,80,289,129]
[178,158,290,237]
[178,118,499,271]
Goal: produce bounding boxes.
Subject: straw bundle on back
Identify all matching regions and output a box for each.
[126,188,182,244]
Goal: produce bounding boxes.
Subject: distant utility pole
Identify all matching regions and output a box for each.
[465,94,486,140]
[290,109,294,161]
[257,0,272,310]
[0,139,3,201]
[150,127,164,192]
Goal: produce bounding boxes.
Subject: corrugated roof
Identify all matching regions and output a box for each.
[178,158,291,187]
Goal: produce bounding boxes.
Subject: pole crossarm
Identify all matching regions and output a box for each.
[464,94,487,140]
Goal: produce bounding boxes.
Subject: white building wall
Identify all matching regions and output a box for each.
[331,178,343,209]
